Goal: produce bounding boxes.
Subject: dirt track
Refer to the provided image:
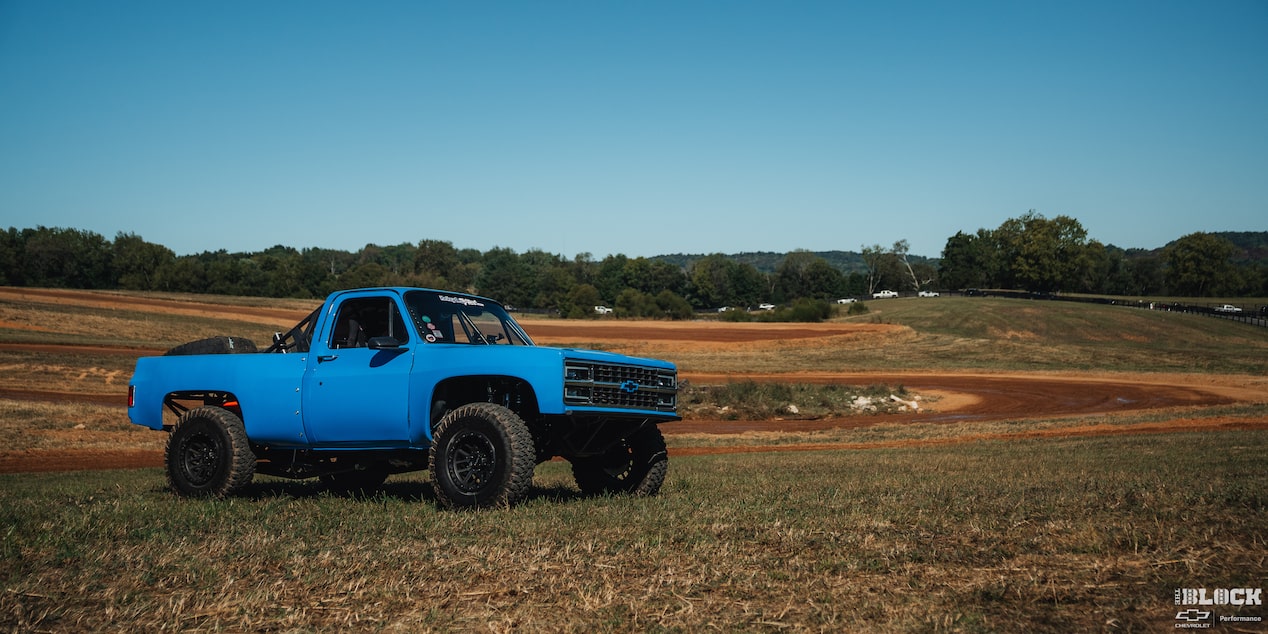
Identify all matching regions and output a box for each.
[0,287,313,324]
[2,287,1266,473]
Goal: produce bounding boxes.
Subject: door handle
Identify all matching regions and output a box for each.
[318,355,339,363]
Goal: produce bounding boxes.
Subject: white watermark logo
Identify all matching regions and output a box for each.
[1175,609,1211,625]
[1173,588,1263,629]
[1175,588,1262,606]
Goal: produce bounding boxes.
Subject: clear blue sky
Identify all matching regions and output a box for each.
[2,1,1265,259]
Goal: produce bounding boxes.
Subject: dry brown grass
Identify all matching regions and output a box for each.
[2,289,1267,631]
[0,348,134,396]
[0,401,156,452]
[3,433,1264,632]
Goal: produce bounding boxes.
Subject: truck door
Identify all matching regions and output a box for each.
[301,294,415,445]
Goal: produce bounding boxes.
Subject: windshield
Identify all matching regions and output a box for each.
[403,291,534,346]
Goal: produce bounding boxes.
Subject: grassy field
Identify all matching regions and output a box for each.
[1,289,1267,631]
[534,297,1268,376]
[775,297,1265,375]
[2,433,1264,632]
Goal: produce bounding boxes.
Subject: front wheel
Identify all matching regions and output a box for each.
[428,403,535,509]
[166,406,255,497]
[571,425,668,497]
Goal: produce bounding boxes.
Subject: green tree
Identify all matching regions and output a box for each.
[734,263,767,307]
[253,245,326,298]
[362,243,417,279]
[1073,240,1111,294]
[202,252,268,296]
[594,254,629,303]
[564,284,603,319]
[152,256,207,293]
[939,230,991,290]
[1096,248,1136,296]
[615,288,655,317]
[775,251,843,301]
[687,254,762,308]
[22,227,113,289]
[336,262,389,290]
[522,249,573,310]
[414,240,463,289]
[654,290,694,320]
[0,228,25,285]
[1165,232,1237,296]
[112,232,175,290]
[1126,252,1166,296]
[570,252,597,288]
[476,247,531,307]
[994,212,1097,293]
[623,257,687,298]
[686,254,732,308]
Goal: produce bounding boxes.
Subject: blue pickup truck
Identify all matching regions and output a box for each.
[128,287,679,509]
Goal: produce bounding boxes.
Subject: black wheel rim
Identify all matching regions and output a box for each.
[447,429,499,494]
[598,444,634,481]
[180,432,219,486]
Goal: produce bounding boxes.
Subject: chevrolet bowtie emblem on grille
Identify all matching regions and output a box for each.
[620,380,640,394]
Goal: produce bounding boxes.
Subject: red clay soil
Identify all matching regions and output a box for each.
[2,289,1266,473]
[0,449,165,474]
[1,367,1259,473]
[668,370,1248,433]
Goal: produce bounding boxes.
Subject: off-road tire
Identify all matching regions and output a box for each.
[165,336,258,356]
[429,403,535,509]
[571,425,668,497]
[166,406,255,497]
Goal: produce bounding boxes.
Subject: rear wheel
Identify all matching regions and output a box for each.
[429,403,535,509]
[571,426,668,497]
[166,407,255,497]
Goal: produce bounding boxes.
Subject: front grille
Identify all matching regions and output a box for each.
[563,361,677,413]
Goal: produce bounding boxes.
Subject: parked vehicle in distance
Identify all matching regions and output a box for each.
[758,303,776,310]
[594,305,613,315]
[717,306,734,312]
[836,298,858,304]
[128,287,679,509]
[918,291,940,298]
[1215,304,1242,313]
[872,290,898,299]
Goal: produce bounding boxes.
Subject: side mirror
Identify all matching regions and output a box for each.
[368,336,406,351]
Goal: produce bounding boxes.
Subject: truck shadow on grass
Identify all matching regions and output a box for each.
[153,479,593,508]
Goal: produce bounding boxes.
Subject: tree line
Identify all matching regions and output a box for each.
[1,215,1263,320]
[937,212,1267,297]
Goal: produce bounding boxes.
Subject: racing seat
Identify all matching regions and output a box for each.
[344,319,367,348]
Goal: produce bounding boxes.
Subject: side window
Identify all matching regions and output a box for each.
[329,297,409,349]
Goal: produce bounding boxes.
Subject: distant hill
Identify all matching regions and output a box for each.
[1209,231,1268,264]
[1119,231,1268,265]
[653,232,1268,275]
[652,250,938,274]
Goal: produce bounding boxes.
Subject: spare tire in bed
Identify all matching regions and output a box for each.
[164,336,258,356]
